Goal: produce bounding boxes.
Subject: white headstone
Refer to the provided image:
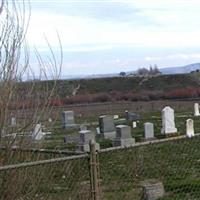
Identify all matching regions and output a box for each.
[194,103,200,116]
[113,115,119,119]
[32,123,45,140]
[132,121,137,128]
[96,127,100,134]
[144,122,154,139]
[11,117,16,126]
[186,119,194,138]
[161,106,177,134]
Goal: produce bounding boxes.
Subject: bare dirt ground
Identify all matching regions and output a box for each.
[53,99,199,118]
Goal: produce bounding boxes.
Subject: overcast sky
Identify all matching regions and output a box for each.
[27,0,200,76]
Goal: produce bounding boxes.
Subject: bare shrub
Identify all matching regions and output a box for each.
[0,0,64,199]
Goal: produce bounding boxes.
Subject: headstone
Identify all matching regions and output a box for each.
[32,123,45,140]
[99,115,116,139]
[113,115,119,119]
[144,122,154,139]
[186,119,194,138]
[161,106,177,134]
[96,127,100,134]
[114,125,135,147]
[141,179,165,200]
[194,103,200,116]
[125,110,140,121]
[132,121,137,128]
[61,111,75,128]
[80,125,87,131]
[78,130,100,152]
[48,118,52,123]
[11,117,16,126]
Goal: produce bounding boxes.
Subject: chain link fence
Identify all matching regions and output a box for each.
[99,135,200,200]
[0,153,90,200]
[1,135,200,199]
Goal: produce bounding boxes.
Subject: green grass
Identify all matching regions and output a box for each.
[2,110,200,199]
[40,110,200,150]
[99,137,200,199]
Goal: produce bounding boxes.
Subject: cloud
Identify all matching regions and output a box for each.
[30,0,140,21]
[28,9,200,52]
[145,53,200,61]
[26,0,200,75]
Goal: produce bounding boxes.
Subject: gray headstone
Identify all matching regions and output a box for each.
[141,179,165,200]
[79,130,94,144]
[114,125,135,147]
[99,115,116,139]
[78,130,99,152]
[144,122,154,139]
[99,115,115,133]
[61,111,75,128]
[125,110,140,121]
[116,125,132,139]
[161,106,177,134]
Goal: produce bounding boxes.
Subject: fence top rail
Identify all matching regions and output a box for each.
[99,133,200,153]
[0,153,88,171]
[1,133,200,171]
[0,146,84,155]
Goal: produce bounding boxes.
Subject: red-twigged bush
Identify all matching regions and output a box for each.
[63,94,93,104]
[49,99,64,106]
[145,91,163,100]
[11,87,200,108]
[164,87,199,99]
[92,93,112,103]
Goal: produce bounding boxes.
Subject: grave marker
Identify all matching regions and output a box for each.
[99,115,116,139]
[61,111,75,128]
[144,122,154,139]
[186,119,194,138]
[194,103,200,116]
[161,106,177,134]
[114,125,135,147]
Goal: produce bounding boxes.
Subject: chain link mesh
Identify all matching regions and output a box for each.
[1,136,200,199]
[99,136,200,200]
[0,153,90,200]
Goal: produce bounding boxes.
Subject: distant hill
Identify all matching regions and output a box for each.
[160,63,200,74]
[59,63,200,80]
[20,72,200,107]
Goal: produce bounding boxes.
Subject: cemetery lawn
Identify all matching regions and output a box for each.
[36,110,200,199]
[2,110,200,199]
[43,110,200,149]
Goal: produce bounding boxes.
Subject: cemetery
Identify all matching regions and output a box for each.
[0,75,199,198]
[2,0,200,199]
[2,99,200,199]
[34,103,200,152]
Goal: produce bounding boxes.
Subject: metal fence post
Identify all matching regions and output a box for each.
[89,139,101,200]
